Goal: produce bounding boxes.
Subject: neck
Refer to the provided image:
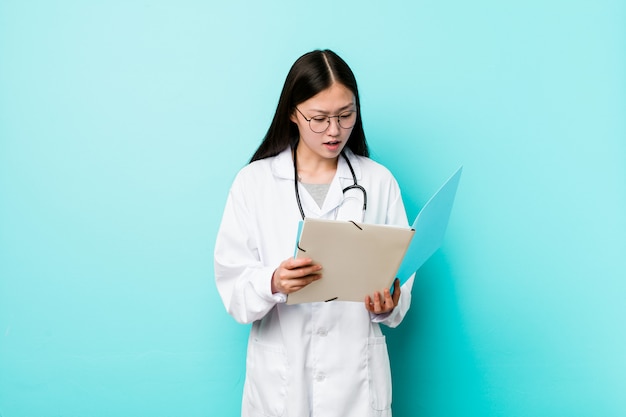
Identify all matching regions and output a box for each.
[294,145,339,184]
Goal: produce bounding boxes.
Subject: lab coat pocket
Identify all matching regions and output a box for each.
[245,338,288,417]
[367,335,392,412]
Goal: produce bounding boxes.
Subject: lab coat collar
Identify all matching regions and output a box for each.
[271,146,364,220]
[271,147,297,180]
[271,146,362,181]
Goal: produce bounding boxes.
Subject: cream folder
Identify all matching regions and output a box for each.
[287,219,415,304]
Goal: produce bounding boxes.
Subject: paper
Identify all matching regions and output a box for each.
[287,219,415,304]
[395,166,463,283]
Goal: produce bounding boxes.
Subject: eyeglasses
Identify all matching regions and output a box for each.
[295,107,357,133]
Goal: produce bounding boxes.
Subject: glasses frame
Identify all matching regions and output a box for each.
[294,106,357,133]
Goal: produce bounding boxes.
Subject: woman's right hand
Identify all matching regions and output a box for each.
[271,257,322,294]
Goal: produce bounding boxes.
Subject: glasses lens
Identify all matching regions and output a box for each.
[337,112,357,129]
[309,118,329,133]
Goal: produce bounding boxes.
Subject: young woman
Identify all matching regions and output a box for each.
[214,49,414,417]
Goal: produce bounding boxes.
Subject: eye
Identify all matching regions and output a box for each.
[311,116,328,122]
[339,111,355,119]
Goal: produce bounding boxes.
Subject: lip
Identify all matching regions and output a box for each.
[323,140,342,151]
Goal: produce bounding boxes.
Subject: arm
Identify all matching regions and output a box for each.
[214,171,325,324]
[214,175,282,324]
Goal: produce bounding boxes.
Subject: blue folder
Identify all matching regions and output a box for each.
[396,166,463,283]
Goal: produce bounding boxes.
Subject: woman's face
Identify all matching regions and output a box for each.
[290,83,356,162]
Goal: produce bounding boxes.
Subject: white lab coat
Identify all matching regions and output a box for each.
[214,147,414,417]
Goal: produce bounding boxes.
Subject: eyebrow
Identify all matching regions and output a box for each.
[306,103,356,114]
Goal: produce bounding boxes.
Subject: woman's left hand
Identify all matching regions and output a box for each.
[364,278,401,314]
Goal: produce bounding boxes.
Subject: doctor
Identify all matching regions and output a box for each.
[214,49,414,417]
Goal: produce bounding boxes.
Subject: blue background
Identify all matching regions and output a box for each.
[1,1,625,416]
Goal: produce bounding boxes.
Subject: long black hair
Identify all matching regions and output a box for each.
[250,49,368,162]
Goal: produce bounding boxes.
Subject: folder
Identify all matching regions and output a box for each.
[286,166,462,304]
[287,219,415,304]
[396,166,463,284]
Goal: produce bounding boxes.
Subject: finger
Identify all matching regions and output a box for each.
[382,289,394,311]
[295,264,322,278]
[392,279,401,304]
[365,295,375,312]
[285,273,322,293]
[278,264,321,283]
[285,257,316,269]
[373,291,382,313]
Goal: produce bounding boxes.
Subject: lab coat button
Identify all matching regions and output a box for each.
[317,328,328,336]
[315,373,326,382]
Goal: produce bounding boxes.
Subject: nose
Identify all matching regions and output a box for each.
[326,116,341,136]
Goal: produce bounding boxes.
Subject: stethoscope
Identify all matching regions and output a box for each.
[293,146,367,220]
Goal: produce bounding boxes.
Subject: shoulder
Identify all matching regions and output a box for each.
[356,156,394,178]
[345,150,397,185]
[230,158,273,196]
[237,157,273,178]
[346,152,404,203]
[230,147,292,189]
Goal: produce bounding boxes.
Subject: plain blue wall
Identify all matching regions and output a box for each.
[1,1,625,416]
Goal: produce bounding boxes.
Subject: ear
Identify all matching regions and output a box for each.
[289,109,298,124]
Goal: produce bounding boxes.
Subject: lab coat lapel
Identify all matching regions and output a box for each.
[271,147,324,218]
[325,150,364,222]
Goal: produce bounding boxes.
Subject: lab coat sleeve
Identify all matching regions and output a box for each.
[214,173,284,324]
[371,176,414,328]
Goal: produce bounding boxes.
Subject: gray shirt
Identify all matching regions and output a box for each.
[301,182,331,208]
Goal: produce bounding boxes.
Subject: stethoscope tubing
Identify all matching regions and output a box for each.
[293,147,367,220]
